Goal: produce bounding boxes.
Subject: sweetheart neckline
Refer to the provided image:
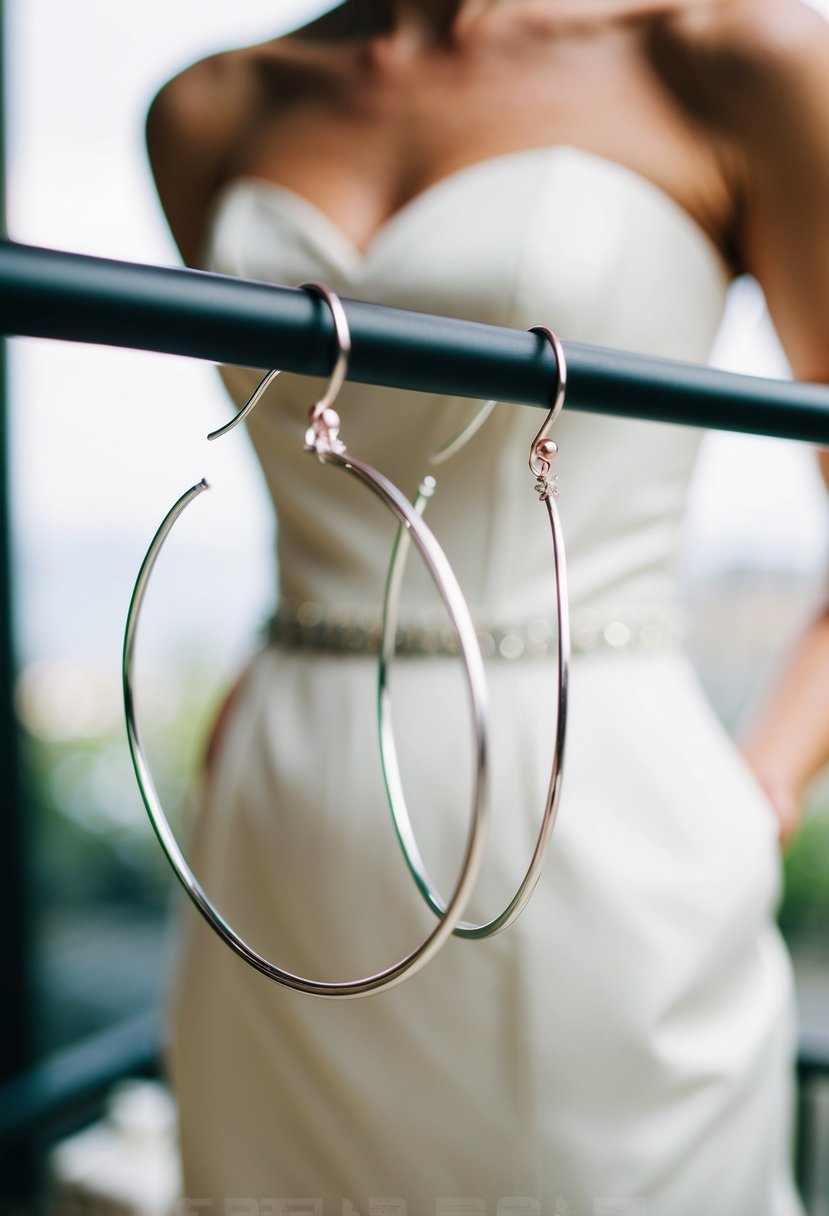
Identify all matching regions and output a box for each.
[206,144,731,278]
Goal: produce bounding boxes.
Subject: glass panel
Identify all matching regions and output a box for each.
[5,0,327,1058]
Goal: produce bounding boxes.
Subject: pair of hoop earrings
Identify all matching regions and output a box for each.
[123,282,569,998]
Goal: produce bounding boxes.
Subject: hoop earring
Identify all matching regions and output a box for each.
[378,325,569,937]
[122,282,490,998]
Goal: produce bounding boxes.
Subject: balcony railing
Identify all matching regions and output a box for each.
[1,239,829,442]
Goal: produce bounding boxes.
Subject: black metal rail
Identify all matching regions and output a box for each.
[0,1012,160,1142]
[0,7,36,1199]
[1,240,828,443]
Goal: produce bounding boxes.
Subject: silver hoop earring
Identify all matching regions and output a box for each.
[122,282,490,998]
[378,325,569,937]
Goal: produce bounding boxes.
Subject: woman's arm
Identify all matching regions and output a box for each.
[740,452,829,846]
[662,0,829,844]
[146,51,266,266]
[741,602,829,846]
[659,0,829,379]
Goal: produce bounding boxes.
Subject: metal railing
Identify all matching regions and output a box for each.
[0,1011,160,1143]
[1,240,829,442]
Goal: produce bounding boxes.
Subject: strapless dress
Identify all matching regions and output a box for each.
[168,146,801,1215]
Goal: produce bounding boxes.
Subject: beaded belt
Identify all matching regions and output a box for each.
[267,600,690,659]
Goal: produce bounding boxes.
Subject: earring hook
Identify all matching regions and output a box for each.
[527,326,567,492]
[301,281,352,457]
[205,281,352,445]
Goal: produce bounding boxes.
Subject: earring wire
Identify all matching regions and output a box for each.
[378,325,570,937]
[123,282,491,997]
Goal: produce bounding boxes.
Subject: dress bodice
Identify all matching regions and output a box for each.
[202,145,730,646]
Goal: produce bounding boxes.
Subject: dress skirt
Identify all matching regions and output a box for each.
[169,643,800,1216]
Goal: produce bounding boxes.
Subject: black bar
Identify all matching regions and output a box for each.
[0,241,828,443]
[796,1078,817,1209]
[794,1027,829,1204]
[797,1025,829,1078]
[0,1011,160,1141]
[0,346,31,1188]
[0,3,35,1199]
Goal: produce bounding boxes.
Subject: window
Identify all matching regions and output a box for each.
[5,0,327,1061]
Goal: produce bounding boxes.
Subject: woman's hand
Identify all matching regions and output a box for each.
[739,593,829,852]
[741,747,803,850]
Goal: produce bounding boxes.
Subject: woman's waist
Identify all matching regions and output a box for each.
[267,597,692,660]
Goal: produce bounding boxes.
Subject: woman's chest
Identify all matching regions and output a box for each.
[238,25,731,258]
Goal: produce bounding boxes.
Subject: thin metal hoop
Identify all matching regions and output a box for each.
[123,284,490,997]
[206,368,282,442]
[378,327,570,938]
[428,399,497,466]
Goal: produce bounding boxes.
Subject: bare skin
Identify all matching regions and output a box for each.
[147,0,829,843]
[148,0,741,269]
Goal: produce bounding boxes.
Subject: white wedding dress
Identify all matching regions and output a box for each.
[169,146,801,1214]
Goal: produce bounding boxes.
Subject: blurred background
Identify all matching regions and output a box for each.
[2,0,829,1212]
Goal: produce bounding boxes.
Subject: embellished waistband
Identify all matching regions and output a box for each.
[267,600,690,660]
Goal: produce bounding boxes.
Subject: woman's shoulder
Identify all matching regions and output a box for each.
[147,49,251,148]
[145,29,354,265]
[145,48,262,263]
[147,33,335,145]
[650,0,829,194]
[655,0,829,98]
[149,0,368,113]
[656,0,829,380]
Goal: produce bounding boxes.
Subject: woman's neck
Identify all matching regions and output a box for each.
[382,0,505,40]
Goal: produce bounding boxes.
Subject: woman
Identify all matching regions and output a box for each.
[147,1,829,1211]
